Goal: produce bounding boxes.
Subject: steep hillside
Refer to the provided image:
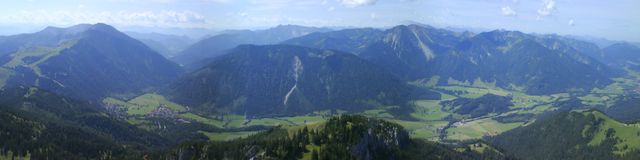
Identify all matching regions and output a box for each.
[164,45,413,116]
[490,110,640,160]
[359,25,469,80]
[0,23,183,100]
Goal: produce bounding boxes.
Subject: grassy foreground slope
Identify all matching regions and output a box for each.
[490,110,640,160]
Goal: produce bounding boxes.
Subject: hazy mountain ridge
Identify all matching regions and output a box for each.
[0,24,93,56]
[602,43,640,70]
[281,28,385,54]
[125,31,196,58]
[172,25,332,66]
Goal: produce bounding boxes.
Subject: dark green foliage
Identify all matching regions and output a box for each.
[442,94,513,118]
[0,86,168,159]
[493,113,535,123]
[160,115,477,160]
[165,45,411,116]
[553,96,586,111]
[312,149,319,160]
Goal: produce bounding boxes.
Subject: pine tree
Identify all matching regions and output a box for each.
[312,149,319,160]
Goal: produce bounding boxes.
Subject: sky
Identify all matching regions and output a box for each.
[0,0,638,42]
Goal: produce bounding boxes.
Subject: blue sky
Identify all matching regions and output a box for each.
[0,0,638,42]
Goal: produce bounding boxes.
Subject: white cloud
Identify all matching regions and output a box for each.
[501,6,516,16]
[568,19,574,26]
[327,7,336,12]
[0,10,209,28]
[339,0,377,7]
[370,12,377,20]
[322,0,328,5]
[537,0,556,19]
[239,12,249,17]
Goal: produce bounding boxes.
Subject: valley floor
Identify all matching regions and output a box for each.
[100,70,640,145]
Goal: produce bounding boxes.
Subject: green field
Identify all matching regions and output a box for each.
[410,100,451,121]
[103,93,186,115]
[391,119,448,140]
[446,118,523,141]
[436,86,510,99]
[361,108,395,119]
[199,131,260,141]
[179,113,225,128]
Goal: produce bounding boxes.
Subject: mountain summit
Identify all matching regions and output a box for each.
[0,23,183,100]
[164,44,411,116]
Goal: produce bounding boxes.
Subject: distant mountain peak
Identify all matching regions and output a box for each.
[608,42,638,48]
[0,22,182,100]
[89,23,118,32]
[37,23,119,37]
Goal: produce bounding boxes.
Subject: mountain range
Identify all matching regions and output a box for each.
[2,22,640,159]
[285,24,616,95]
[164,44,415,116]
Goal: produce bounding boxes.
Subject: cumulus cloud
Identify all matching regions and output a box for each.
[501,6,517,16]
[568,19,574,26]
[239,12,249,17]
[0,10,208,28]
[339,0,377,7]
[537,0,556,19]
